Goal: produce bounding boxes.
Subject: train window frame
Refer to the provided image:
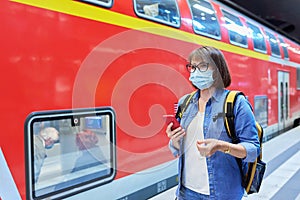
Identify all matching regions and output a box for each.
[221,9,248,48]
[187,0,221,40]
[246,22,267,54]
[278,37,289,60]
[265,31,281,58]
[24,107,116,200]
[133,0,181,28]
[78,0,113,8]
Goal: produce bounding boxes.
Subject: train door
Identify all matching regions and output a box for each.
[278,71,290,131]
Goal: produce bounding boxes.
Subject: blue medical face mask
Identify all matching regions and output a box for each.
[189,69,214,90]
[45,142,55,149]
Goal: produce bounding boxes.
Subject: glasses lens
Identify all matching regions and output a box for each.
[198,63,208,72]
[186,64,195,72]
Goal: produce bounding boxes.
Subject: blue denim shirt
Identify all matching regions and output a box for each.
[169,89,260,200]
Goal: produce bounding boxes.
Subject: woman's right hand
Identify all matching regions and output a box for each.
[166,123,185,150]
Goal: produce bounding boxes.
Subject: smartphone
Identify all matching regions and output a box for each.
[163,115,180,130]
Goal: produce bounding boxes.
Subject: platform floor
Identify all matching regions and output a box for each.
[149,126,300,200]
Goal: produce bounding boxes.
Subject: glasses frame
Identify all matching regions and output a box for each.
[186,62,209,73]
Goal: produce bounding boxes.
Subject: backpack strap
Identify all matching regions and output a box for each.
[176,90,197,119]
[254,121,264,161]
[224,90,244,143]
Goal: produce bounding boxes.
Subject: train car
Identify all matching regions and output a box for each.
[1,0,300,199]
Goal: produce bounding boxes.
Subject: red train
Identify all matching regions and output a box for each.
[1,0,300,199]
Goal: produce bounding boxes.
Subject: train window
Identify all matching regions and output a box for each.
[79,0,113,8]
[134,0,180,28]
[254,96,268,128]
[187,0,221,40]
[279,37,289,59]
[25,107,116,199]
[265,31,281,57]
[222,10,248,48]
[246,22,267,53]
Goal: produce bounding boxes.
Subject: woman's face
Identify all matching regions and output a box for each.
[188,57,215,90]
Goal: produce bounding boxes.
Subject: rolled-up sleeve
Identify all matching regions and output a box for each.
[240,141,259,162]
[169,140,180,157]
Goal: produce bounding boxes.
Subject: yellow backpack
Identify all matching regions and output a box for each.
[224,90,265,194]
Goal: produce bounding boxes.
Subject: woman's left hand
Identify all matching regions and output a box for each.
[196,139,220,157]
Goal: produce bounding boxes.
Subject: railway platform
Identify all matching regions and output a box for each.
[149,126,300,200]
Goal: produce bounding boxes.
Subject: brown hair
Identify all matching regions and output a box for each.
[188,46,231,88]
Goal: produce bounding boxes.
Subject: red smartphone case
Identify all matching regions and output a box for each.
[163,115,180,130]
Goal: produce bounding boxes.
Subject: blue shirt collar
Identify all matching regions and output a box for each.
[192,88,226,103]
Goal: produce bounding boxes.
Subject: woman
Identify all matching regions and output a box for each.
[166,46,260,200]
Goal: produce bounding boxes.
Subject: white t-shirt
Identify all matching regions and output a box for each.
[182,112,210,195]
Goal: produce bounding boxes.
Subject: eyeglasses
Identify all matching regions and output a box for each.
[186,62,209,73]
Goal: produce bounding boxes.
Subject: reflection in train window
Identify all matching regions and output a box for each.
[247,22,267,53]
[79,0,113,8]
[25,107,116,199]
[278,37,289,60]
[188,0,221,40]
[265,31,281,57]
[134,0,180,27]
[222,10,248,48]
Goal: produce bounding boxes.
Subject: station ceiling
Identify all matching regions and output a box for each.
[221,0,300,43]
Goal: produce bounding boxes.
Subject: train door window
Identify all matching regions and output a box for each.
[187,0,221,40]
[79,0,113,8]
[278,71,290,129]
[222,10,248,48]
[134,0,181,27]
[246,22,267,53]
[265,31,281,57]
[25,107,116,199]
[279,37,289,60]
